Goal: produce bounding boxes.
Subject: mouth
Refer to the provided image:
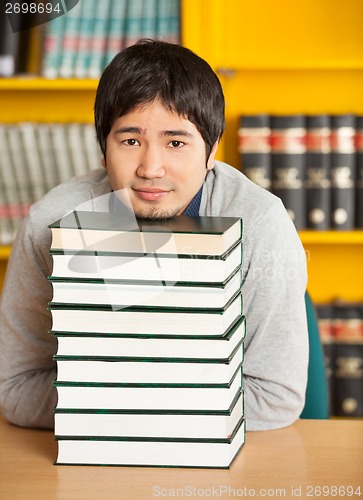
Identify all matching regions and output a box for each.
[132,187,171,201]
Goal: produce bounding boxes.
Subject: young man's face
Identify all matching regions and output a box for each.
[102,100,218,219]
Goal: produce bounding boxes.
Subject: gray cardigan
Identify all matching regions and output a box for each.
[0,161,308,430]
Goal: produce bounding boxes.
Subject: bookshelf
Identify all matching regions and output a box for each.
[0,0,363,304]
[182,0,363,304]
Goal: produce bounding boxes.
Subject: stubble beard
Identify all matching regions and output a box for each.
[133,204,184,221]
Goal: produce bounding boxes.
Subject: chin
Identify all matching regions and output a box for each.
[133,205,182,221]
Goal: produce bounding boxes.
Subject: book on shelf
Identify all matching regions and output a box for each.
[271,114,306,229]
[42,12,66,78]
[331,303,363,417]
[87,0,111,79]
[0,6,20,76]
[55,416,245,468]
[238,114,271,190]
[73,0,97,79]
[58,0,83,78]
[54,390,244,440]
[238,112,363,230]
[103,0,127,67]
[316,302,363,417]
[305,115,331,230]
[356,116,363,229]
[330,114,356,230]
[52,315,246,359]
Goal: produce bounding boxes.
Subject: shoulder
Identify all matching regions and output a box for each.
[28,168,111,230]
[16,169,111,262]
[203,160,285,221]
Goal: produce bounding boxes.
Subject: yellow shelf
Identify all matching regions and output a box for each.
[299,231,363,245]
[0,77,99,90]
[0,247,11,259]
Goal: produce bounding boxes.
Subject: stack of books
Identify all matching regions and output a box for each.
[48,210,246,468]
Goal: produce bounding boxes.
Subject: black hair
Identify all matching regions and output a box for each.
[94,39,225,160]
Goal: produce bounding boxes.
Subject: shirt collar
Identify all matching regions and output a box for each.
[182,185,203,217]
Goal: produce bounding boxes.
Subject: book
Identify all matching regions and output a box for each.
[356,116,363,228]
[0,6,20,76]
[49,291,243,335]
[42,12,66,78]
[6,125,32,217]
[331,303,363,417]
[18,122,47,202]
[271,115,306,229]
[0,125,21,243]
[54,371,242,410]
[103,0,128,66]
[330,114,356,230]
[55,417,245,468]
[59,0,83,78]
[87,0,111,79]
[124,0,143,48]
[34,124,61,192]
[81,123,102,171]
[316,304,334,416]
[54,391,244,439]
[54,341,243,385]
[74,0,97,78]
[49,124,76,183]
[49,212,243,256]
[305,115,331,230]
[50,240,241,284]
[53,315,246,359]
[238,114,272,190]
[49,267,242,309]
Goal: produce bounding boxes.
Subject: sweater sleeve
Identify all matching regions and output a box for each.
[0,212,57,429]
[241,200,309,430]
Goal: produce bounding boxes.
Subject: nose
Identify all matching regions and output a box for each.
[136,145,166,179]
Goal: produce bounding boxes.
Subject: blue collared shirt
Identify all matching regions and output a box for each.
[182,185,203,217]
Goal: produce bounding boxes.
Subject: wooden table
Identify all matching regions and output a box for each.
[0,416,362,499]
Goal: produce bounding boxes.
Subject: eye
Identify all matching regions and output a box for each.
[169,140,185,148]
[122,138,140,146]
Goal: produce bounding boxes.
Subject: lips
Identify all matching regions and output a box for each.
[133,187,171,201]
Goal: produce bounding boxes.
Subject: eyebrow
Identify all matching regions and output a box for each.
[114,127,194,139]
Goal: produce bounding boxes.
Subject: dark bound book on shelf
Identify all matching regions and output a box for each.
[330,114,356,230]
[305,115,331,230]
[238,114,271,190]
[316,304,334,416]
[356,116,363,228]
[271,115,306,229]
[331,304,363,417]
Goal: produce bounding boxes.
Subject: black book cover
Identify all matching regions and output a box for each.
[271,115,306,229]
[355,116,363,228]
[330,114,356,230]
[331,304,363,417]
[316,304,334,416]
[238,114,271,190]
[0,5,20,76]
[305,115,331,230]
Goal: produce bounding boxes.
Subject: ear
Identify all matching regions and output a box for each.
[206,141,219,170]
[101,157,106,169]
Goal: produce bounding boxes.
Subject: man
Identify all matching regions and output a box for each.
[0,40,308,430]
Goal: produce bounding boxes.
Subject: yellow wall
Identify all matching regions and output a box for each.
[181,0,363,303]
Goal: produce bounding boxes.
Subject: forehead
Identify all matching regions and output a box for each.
[111,100,200,135]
